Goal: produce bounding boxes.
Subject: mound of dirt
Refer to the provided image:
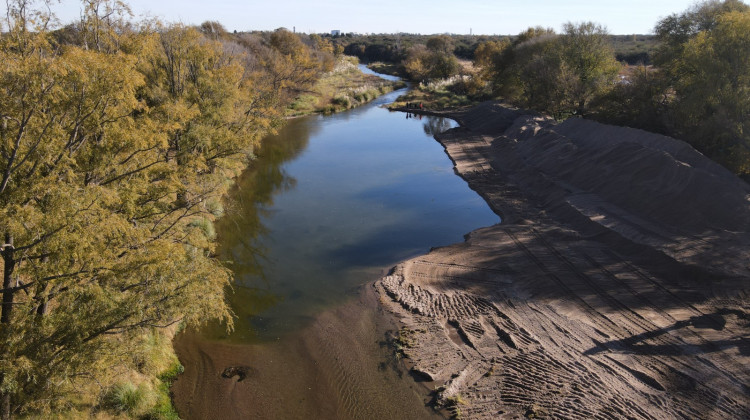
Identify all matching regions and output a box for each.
[377,102,750,419]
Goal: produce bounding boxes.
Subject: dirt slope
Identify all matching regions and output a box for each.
[376,102,750,419]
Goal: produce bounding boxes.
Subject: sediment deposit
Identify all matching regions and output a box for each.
[377,102,750,419]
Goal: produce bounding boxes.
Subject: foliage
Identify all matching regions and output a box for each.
[391,76,478,111]
[287,56,404,116]
[0,1,335,417]
[610,34,659,64]
[594,65,671,133]
[559,22,621,115]
[403,38,460,82]
[600,0,750,174]
[101,382,151,415]
[657,3,750,174]
[473,23,619,118]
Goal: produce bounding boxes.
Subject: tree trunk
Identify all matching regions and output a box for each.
[1,393,9,420]
[1,234,15,419]
[1,234,15,324]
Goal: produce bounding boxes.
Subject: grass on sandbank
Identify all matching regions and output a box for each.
[287,56,405,117]
[365,61,404,78]
[389,75,486,111]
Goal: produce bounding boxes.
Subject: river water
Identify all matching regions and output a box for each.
[211,67,498,343]
[179,66,499,418]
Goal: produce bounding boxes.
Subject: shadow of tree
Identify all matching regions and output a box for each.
[584,310,750,356]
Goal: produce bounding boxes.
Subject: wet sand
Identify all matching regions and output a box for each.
[172,285,445,419]
[377,102,750,418]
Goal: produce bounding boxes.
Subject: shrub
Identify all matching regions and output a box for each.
[101,382,152,414]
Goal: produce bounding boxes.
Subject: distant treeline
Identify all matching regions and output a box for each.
[0,1,337,418]
[340,33,658,65]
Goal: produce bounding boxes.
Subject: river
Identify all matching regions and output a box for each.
[172,66,499,419]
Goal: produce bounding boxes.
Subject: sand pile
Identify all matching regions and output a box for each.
[376,102,750,419]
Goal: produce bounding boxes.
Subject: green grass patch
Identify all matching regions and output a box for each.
[101,382,152,415]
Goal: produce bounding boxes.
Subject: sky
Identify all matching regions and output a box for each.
[49,0,701,35]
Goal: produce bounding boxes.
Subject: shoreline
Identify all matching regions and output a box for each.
[374,101,750,418]
[171,283,445,419]
[169,68,443,419]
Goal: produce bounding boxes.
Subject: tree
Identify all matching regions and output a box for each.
[595,65,671,133]
[473,24,619,118]
[200,20,229,40]
[0,3,291,416]
[264,28,328,99]
[560,22,621,115]
[663,7,750,173]
[403,42,459,82]
[426,35,453,54]
[654,0,749,59]
[472,39,510,95]
[78,0,133,52]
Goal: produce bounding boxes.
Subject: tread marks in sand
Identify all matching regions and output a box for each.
[375,102,750,419]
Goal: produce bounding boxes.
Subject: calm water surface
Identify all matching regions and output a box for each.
[212,69,499,343]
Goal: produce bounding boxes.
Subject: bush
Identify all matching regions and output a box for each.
[331,95,351,108]
[188,217,216,240]
[101,382,151,414]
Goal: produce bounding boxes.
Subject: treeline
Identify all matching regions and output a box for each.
[0,0,334,418]
[342,33,657,66]
[343,33,498,63]
[472,0,749,176]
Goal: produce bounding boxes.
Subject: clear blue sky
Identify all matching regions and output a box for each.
[50,0,700,35]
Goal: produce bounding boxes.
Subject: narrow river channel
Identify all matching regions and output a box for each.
[172,66,499,419]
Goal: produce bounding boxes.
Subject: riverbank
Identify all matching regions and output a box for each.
[172,285,444,419]
[170,79,495,419]
[287,57,405,116]
[376,102,750,418]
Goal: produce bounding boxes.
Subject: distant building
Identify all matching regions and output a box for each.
[331,30,341,36]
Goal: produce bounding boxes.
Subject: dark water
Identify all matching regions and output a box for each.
[212,69,498,343]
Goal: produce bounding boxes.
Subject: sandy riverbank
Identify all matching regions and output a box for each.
[376,102,750,418]
[171,284,445,419]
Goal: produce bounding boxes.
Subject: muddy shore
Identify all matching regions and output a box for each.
[377,102,750,418]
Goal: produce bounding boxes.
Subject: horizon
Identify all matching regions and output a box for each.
[47,0,702,36]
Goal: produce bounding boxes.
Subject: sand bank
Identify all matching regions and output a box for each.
[376,102,750,418]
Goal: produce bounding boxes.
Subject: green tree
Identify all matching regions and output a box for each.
[560,22,621,115]
[473,24,618,118]
[595,65,671,133]
[426,34,453,54]
[403,41,459,82]
[664,7,750,173]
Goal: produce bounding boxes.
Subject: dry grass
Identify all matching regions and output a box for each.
[287,56,405,116]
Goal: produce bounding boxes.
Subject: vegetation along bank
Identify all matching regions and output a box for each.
[0,0,398,417]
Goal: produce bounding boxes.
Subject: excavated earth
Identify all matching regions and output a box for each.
[376,102,750,419]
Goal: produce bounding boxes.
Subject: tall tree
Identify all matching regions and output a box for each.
[560,22,620,116]
[662,6,750,173]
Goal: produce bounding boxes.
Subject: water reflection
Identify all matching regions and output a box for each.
[202,117,320,341]
[204,86,496,344]
[423,116,455,136]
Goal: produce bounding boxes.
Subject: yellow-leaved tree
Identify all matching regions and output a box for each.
[0,0,325,416]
